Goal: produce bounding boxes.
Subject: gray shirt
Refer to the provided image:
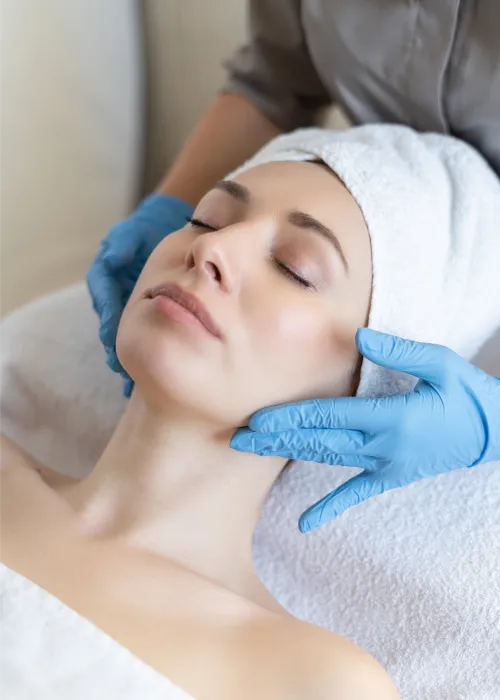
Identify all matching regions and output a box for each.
[224,0,500,175]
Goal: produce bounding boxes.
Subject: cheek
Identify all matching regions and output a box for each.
[126,257,156,305]
[126,231,191,304]
[260,300,349,355]
[248,297,358,391]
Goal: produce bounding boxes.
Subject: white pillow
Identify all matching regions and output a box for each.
[1,284,125,476]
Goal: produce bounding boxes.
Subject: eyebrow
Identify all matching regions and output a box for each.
[214,179,250,203]
[287,211,349,273]
[214,179,349,273]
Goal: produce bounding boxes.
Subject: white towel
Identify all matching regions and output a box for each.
[229,124,500,398]
[0,564,196,700]
[232,125,500,697]
[1,285,126,478]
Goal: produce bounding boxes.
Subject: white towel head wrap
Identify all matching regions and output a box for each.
[228,125,500,398]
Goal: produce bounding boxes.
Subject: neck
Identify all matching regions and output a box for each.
[61,392,285,599]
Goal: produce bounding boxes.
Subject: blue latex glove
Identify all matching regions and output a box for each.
[87,193,194,396]
[230,328,500,533]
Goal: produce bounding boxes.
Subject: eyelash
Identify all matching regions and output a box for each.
[270,258,313,289]
[187,216,217,231]
[186,216,314,290]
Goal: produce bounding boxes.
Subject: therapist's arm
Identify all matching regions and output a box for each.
[158,0,333,205]
[157,93,280,206]
[159,0,333,205]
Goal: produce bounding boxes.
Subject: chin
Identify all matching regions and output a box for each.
[116,320,240,427]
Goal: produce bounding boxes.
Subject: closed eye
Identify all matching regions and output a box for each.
[271,258,314,290]
[187,217,314,290]
[186,216,217,232]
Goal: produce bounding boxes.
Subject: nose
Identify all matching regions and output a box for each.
[186,223,260,294]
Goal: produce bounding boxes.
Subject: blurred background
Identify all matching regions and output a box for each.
[0,0,349,316]
[0,1,248,314]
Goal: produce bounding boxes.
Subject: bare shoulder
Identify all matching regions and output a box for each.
[1,433,82,575]
[1,433,38,471]
[274,617,400,700]
[0,433,78,488]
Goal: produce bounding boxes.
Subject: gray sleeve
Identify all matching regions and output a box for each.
[222,0,332,132]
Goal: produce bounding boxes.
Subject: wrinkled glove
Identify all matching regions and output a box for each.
[87,193,193,396]
[230,328,500,533]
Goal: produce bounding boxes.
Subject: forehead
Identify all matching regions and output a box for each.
[234,161,362,224]
[234,159,345,201]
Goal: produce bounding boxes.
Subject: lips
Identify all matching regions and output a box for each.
[144,283,223,339]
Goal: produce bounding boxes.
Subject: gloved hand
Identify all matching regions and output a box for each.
[87,193,194,396]
[230,328,500,533]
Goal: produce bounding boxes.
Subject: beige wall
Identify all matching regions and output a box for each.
[0,0,143,315]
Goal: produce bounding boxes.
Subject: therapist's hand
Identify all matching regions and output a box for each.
[230,329,500,533]
[87,193,194,396]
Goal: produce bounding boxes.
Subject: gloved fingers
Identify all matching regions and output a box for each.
[86,257,124,351]
[98,302,123,355]
[123,377,134,398]
[289,451,376,469]
[106,346,124,374]
[101,220,142,269]
[231,426,367,456]
[298,470,387,533]
[230,427,376,468]
[247,395,397,433]
[356,328,458,387]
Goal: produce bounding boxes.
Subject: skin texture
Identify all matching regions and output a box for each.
[1,163,397,699]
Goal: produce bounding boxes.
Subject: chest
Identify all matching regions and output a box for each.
[0,468,294,700]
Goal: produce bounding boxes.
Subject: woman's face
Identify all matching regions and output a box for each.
[117,161,372,427]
